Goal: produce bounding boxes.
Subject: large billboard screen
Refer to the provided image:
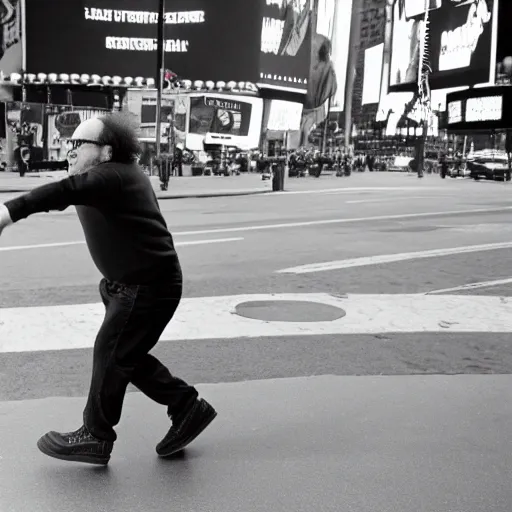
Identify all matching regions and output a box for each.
[24,0,262,83]
[389,0,496,91]
[329,0,352,112]
[189,95,252,137]
[123,89,189,143]
[258,0,312,92]
[0,0,22,99]
[300,0,341,143]
[185,93,263,150]
[446,86,512,130]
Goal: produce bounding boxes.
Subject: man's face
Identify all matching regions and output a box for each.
[66,119,110,175]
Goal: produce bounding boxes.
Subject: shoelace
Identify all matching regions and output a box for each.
[67,426,91,444]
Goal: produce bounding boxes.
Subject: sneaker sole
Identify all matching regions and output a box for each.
[37,437,110,465]
[157,406,217,458]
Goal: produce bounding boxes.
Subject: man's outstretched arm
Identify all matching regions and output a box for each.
[0,166,122,228]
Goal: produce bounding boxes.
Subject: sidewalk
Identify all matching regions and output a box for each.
[0,171,273,198]
[0,170,443,199]
[1,374,510,512]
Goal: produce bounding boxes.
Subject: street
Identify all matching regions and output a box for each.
[1,173,512,512]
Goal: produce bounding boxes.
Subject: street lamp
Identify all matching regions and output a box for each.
[416,0,432,179]
[155,0,165,161]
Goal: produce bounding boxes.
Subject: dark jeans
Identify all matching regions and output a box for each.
[83,277,198,442]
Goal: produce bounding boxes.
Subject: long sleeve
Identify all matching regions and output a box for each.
[3,166,122,223]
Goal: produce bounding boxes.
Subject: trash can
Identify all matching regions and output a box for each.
[271,159,286,191]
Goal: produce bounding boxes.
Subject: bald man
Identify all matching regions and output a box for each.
[0,113,217,465]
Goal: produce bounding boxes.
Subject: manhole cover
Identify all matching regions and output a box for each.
[235,300,346,322]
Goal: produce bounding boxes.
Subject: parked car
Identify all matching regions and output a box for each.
[467,150,511,181]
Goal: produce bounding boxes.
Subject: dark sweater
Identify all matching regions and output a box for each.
[4,162,181,284]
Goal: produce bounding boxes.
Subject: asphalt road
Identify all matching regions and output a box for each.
[1,173,512,402]
[2,173,512,512]
[0,173,512,305]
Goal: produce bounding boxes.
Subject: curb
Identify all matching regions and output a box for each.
[157,189,273,200]
[0,187,275,198]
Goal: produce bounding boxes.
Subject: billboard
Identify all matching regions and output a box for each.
[329,0,352,112]
[186,93,263,150]
[0,0,22,99]
[446,86,512,130]
[495,0,511,81]
[258,0,312,92]
[389,0,497,91]
[189,96,252,137]
[123,89,189,144]
[24,0,262,83]
[266,99,303,131]
[297,0,359,145]
[362,43,384,105]
[5,103,107,163]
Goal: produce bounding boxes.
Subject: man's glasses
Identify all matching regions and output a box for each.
[66,139,103,151]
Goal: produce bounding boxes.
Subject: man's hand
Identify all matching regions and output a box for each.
[0,204,13,235]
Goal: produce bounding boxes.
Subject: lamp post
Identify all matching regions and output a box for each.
[155,0,165,161]
[344,0,362,154]
[416,0,432,179]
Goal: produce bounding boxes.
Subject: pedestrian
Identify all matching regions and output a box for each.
[0,113,217,465]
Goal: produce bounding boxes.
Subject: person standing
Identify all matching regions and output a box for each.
[0,113,216,465]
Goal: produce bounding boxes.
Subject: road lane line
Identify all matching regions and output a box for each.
[271,186,443,195]
[0,237,243,252]
[346,196,437,204]
[427,277,512,295]
[1,293,511,353]
[0,241,85,252]
[277,241,512,274]
[177,237,243,246]
[173,206,512,236]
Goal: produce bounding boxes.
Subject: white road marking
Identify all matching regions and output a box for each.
[177,237,243,246]
[272,186,443,196]
[0,241,85,252]
[173,206,512,236]
[1,293,511,353]
[277,241,512,274]
[427,277,512,295]
[0,237,243,252]
[346,196,436,204]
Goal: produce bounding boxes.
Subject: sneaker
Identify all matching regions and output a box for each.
[37,425,113,465]
[156,398,217,457]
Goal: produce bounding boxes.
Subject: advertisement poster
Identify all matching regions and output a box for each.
[258,0,312,92]
[5,102,106,164]
[24,0,262,83]
[389,0,496,91]
[329,0,352,112]
[189,95,252,137]
[446,86,512,130]
[47,107,108,159]
[123,89,188,144]
[6,102,44,148]
[496,0,511,82]
[186,93,263,151]
[362,43,384,105]
[300,0,339,144]
[266,99,303,131]
[0,0,22,99]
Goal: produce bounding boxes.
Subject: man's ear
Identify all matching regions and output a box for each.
[101,145,113,162]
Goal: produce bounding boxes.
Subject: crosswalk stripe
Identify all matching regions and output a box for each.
[1,293,511,353]
[427,277,512,295]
